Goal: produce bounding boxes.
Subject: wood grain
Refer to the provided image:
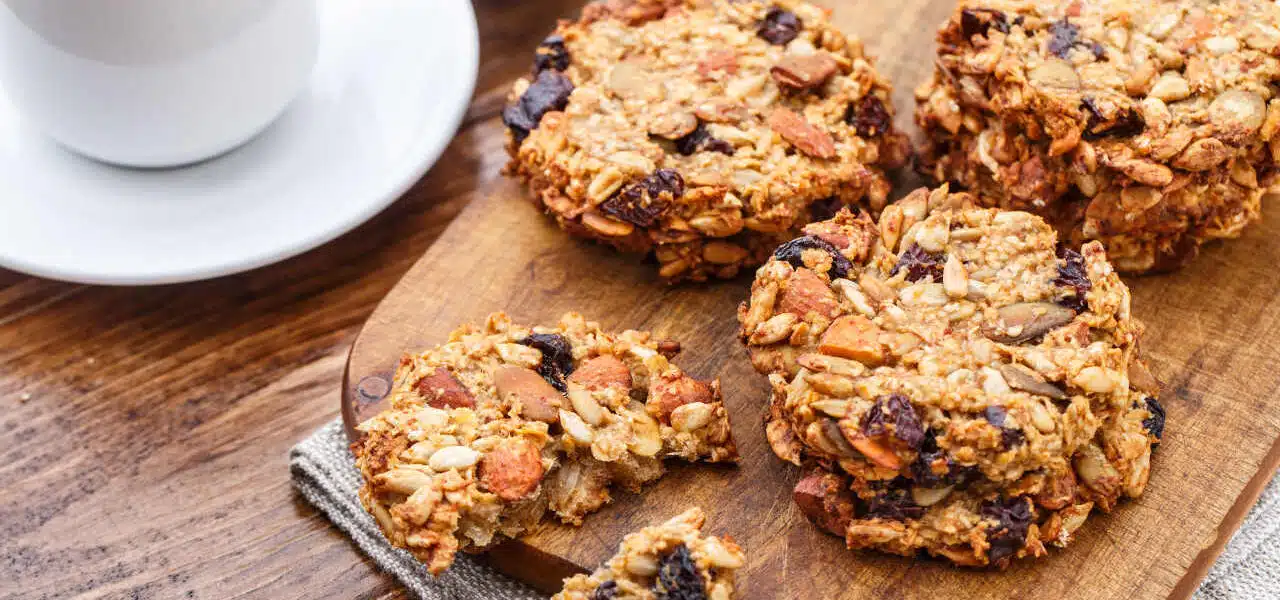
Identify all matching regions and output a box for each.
[0,1,590,598]
[342,2,1280,600]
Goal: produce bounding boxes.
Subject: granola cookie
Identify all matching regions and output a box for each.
[916,0,1280,272]
[354,313,737,574]
[737,186,1164,567]
[553,507,744,600]
[504,0,911,282]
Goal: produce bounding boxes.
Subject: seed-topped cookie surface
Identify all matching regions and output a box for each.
[354,313,736,574]
[916,0,1280,272]
[505,0,910,282]
[552,507,744,600]
[738,186,1163,567]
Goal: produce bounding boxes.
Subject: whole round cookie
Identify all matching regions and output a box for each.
[916,0,1280,272]
[504,0,910,282]
[355,312,736,575]
[737,186,1164,567]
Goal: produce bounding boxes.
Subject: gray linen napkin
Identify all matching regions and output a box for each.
[291,418,1279,599]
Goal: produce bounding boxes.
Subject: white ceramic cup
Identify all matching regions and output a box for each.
[0,0,318,167]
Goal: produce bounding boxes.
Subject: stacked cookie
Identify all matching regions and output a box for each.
[916,0,1280,272]
[504,0,910,282]
[738,186,1162,567]
[353,313,736,574]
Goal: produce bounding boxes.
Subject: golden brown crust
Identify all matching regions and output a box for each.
[915,0,1280,272]
[354,313,737,574]
[504,0,910,282]
[738,186,1162,568]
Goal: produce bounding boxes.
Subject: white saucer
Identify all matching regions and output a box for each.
[0,0,478,285]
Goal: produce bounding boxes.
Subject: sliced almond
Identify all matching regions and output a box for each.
[768,108,836,158]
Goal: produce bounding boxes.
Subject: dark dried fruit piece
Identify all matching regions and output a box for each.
[808,197,844,221]
[503,71,575,144]
[1142,397,1165,442]
[1082,98,1145,140]
[758,7,801,46]
[773,235,852,278]
[1047,18,1080,58]
[846,95,893,138]
[910,430,979,488]
[675,122,735,156]
[983,406,1025,448]
[1054,246,1092,313]
[654,544,706,600]
[862,394,925,449]
[891,244,945,283]
[518,333,575,392]
[980,496,1033,564]
[959,8,1009,40]
[600,169,684,227]
[863,477,926,520]
[591,581,618,600]
[533,34,570,73]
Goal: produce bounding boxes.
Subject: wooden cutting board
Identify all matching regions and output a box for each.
[341,2,1280,597]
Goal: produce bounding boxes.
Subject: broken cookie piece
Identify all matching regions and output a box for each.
[354,312,737,574]
[552,507,744,600]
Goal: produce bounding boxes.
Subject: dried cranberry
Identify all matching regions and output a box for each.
[959,8,1009,39]
[533,34,570,73]
[1082,98,1144,139]
[890,244,945,283]
[758,8,801,46]
[518,333,575,392]
[861,394,925,449]
[503,71,574,144]
[600,169,684,227]
[772,236,852,279]
[863,478,926,520]
[1054,246,1092,313]
[1142,397,1165,442]
[654,544,706,600]
[983,407,1024,448]
[675,122,734,156]
[846,96,893,138]
[910,430,978,488]
[1047,18,1080,58]
[591,581,619,600]
[980,496,1033,564]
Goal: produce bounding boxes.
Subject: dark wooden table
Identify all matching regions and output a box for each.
[0,1,604,597]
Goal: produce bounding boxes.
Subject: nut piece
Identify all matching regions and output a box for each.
[981,302,1076,344]
[429,446,481,472]
[771,52,839,89]
[647,372,713,422]
[494,366,562,423]
[414,367,476,409]
[478,438,545,501]
[567,355,632,392]
[996,363,1068,400]
[671,401,715,432]
[819,315,885,366]
[793,471,854,536]
[943,254,968,298]
[778,268,842,319]
[768,108,836,158]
